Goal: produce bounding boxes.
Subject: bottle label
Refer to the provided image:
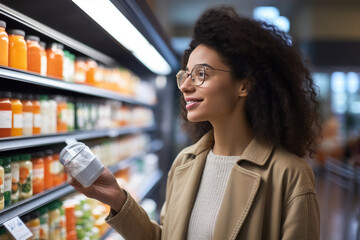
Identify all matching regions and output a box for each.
[0,111,12,128]
[33,168,44,180]
[34,114,41,127]
[11,163,19,200]
[4,172,11,192]
[13,114,23,128]
[23,112,33,128]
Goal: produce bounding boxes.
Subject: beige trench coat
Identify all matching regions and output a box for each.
[106,130,320,240]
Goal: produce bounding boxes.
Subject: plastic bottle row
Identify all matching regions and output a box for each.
[0,20,144,96]
[0,91,154,138]
[0,133,151,211]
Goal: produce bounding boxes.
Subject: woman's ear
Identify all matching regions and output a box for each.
[238,79,250,97]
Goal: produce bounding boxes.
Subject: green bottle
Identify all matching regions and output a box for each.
[2,156,11,207]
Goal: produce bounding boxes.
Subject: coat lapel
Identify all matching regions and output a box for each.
[213,167,261,240]
[168,150,209,239]
[213,137,274,240]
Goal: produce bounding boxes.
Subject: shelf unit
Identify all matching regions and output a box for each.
[0,139,163,226]
[0,0,176,234]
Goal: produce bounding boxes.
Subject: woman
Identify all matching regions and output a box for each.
[70,6,321,240]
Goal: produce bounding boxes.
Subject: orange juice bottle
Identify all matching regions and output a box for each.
[21,94,33,136]
[55,96,67,133]
[26,35,41,74]
[0,91,12,138]
[0,20,8,66]
[39,41,47,76]
[10,92,23,137]
[44,149,54,190]
[32,95,41,135]
[8,29,27,71]
[85,59,97,84]
[74,57,87,83]
[47,43,63,79]
[31,151,44,194]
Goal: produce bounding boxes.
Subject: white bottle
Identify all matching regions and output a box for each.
[39,95,50,134]
[48,95,57,134]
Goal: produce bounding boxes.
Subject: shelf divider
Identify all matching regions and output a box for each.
[0,66,154,107]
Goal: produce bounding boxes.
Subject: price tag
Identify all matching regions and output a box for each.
[3,216,33,240]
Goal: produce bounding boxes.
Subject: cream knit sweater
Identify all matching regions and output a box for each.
[187,150,239,240]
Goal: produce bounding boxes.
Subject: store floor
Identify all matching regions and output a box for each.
[315,167,360,240]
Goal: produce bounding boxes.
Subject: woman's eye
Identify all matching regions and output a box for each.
[198,71,205,77]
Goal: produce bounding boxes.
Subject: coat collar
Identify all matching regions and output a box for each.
[183,130,274,166]
[167,130,275,239]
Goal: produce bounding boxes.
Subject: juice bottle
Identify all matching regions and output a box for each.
[47,43,63,79]
[44,149,54,190]
[74,57,87,83]
[10,155,20,203]
[0,20,8,66]
[48,201,61,240]
[0,91,12,138]
[55,96,67,133]
[31,151,44,194]
[39,95,50,134]
[21,94,33,136]
[0,158,4,210]
[66,97,75,132]
[85,59,97,84]
[40,41,47,76]
[26,35,41,74]
[58,201,66,240]
[27,211,41,240]
[39,206,49,240]
[32,95,41,135]
[2,157,11,207]
[19,153,33,200]
[48,96,57,134]
[8,29,27,71]
[10,92,23,137]
[52,152,65,186]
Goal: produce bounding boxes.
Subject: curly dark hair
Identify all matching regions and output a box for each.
[180,6,321,157]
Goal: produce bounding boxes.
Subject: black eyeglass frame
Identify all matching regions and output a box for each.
[176,64,232,89]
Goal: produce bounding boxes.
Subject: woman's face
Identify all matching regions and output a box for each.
[180,44,242,123]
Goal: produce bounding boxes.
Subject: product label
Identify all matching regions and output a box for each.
[0,111,12,128]
[23,112,33,128]
[4,172,11,192]
[11,163,19,201]
[51,161,62,174]
[33,168,44,180]
[34,114,41,127]
[75,72,86,83]
[13,114,23,128]
[40,223,49,240]
[28,225,40,239]
[3,216,33,240]
[41,56,47,76]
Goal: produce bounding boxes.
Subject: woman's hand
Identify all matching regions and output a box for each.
[68,167,126,212]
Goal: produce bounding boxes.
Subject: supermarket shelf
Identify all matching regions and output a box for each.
[108,139,163,173]
[136,170,163,201]
[0,3,116,66]
[0,125,156,151]
[0,66,154,108]
[0,145,162,226]
[0,183,75,226]
[101,170,163,240]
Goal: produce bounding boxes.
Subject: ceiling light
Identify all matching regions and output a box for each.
[72,0,171,75]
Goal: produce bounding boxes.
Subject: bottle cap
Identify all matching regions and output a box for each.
[7,29,25,37]
[3,156,11,165]
[28,211,40,220]
[32,151,44,159]
[39,41,46,49]
[12,92,22,100]
[26,35,40,42]
[0,20,6,28]
[11,155,20,162]
[0,91,11,98]
[45,149,54,156]
[20,153,31,161]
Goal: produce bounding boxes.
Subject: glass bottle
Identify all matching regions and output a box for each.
[10,155,20,203]
[0,20,8,66]
[31,151,44,195]
[8,29,27,71]
[2,157,11,207]
[10,92,23,137]
[19,153,33,200]
[0,91,12,138]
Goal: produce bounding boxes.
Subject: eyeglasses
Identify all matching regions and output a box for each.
[176,64,232,89]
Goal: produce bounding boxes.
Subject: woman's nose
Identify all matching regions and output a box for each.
[179,75,195,93]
